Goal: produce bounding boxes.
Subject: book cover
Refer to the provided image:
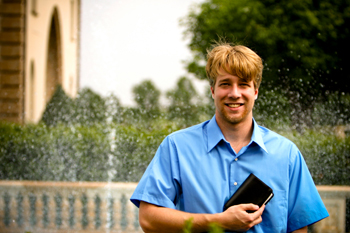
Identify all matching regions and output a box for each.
[223,173,274,211]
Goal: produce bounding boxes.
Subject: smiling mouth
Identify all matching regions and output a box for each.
[226,103,243,108]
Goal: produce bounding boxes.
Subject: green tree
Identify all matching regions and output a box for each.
[166,77,201,127]
[181,0,350,127]
[74,88,107,125]
[104,93,124,124]
[132,80,161,120]
[41,85,75,126]
[199,86,216,120]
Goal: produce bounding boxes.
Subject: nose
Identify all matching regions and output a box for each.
[228,85,241,98]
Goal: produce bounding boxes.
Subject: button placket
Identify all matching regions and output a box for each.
[230,157,240,193]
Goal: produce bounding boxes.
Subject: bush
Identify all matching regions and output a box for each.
[254,87,291,130]
[41,85,75,126]
[1,120,349,185]
[277,127,350,185]
[73,88,107,125]
[41,86,112,126]
[0,121,170,182]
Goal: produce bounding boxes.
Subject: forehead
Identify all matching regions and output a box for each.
[216,69,251,83]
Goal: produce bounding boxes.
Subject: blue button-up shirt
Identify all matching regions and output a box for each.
[131,116,329,232]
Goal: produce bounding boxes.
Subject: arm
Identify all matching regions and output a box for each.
[291,226,307,233]
[139,201,265,233]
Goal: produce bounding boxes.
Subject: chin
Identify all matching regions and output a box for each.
[224,112,250,125]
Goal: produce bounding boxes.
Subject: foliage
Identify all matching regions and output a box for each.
[166,77,202,128]
[182,0,350,94]
[0,121,170,182]
[73,87,107,125]
[2,74,350,186]
[105,93,124,123]
[183,218,193,233]
[181,0,350,127]
[279,127,350,185]
[132,80,161,120]
[41,85,75,126]
[183,218,224,233]
[1,117,349,185]
[0,122,110,181]
[208,223,225,233]
[41,86,110,126]
[254,88,291,129]
[312,92,350,126]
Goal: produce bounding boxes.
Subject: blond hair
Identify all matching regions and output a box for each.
[206,43,263,89]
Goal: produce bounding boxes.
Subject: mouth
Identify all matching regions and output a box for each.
[226,103,243,108]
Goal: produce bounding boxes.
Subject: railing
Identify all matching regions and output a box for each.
[0,181,141,233]
[313,186,350,233]
[0,181,349,233]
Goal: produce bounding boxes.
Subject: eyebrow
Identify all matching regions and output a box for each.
[217,77,249,83]
[239,79,249,83]
[217,78,231,83]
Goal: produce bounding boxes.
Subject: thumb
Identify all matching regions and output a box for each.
[240,203,260,211]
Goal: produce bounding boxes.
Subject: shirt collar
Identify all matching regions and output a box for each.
[206,115,268,153]
[206,115,225,152]
[251,118,268,153]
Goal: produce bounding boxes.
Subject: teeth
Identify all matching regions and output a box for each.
[228,104,240,108]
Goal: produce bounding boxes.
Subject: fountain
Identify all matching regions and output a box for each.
[0,0,349,232]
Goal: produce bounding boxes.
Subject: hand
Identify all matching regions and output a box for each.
[218,204,265,232]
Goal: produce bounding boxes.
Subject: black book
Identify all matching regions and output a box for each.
[223,173,274,212]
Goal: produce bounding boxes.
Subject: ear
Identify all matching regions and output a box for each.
[254,88,259,100]
[211,86,215,99]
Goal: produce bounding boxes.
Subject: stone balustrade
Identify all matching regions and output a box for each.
[0,181,349,233]
[0,181,141,233]
[313,185,350,233]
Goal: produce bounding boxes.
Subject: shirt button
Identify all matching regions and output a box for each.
[235,158,238,161]
[234,182,238,186]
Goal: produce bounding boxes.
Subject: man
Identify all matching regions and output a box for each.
[130,42,329,232]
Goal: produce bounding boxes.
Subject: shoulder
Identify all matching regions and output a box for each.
[167,120,208,141]
[257,125,301,161]
[157,120,210,153]
[258,125,298,148]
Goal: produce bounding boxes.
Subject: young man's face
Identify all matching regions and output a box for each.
[211,69,258,126]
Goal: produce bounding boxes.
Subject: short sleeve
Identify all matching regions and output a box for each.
[287,146,329,232]
[130,136,182,209]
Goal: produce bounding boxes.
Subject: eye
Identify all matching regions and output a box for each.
[240,83,250,87]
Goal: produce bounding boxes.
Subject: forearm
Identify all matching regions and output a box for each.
[139,201,264,233]
[139,201,215,233]
[291,226,307,233]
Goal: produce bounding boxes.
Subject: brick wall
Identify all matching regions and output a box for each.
[0,0,25,124]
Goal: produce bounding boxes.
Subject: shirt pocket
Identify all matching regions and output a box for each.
[258,189,287,231]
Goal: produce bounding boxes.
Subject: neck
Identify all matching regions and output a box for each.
[216,116,254,153]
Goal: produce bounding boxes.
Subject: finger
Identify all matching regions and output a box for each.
[250,204,265,218]
[253,215,263,225]
[240,203,260,211]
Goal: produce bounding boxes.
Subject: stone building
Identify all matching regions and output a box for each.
[0,0,80,124]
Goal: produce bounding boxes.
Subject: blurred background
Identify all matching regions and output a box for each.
[80,0,207,107]
[0,0,349,231]
[1,0,350,188]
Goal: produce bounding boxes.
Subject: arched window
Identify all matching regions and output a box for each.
[45,7,62,103]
